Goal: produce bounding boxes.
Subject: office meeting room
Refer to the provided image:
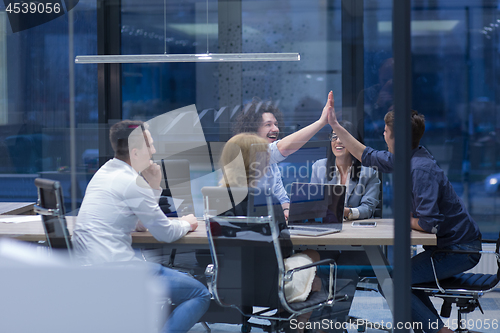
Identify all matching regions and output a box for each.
[1,0,500,332]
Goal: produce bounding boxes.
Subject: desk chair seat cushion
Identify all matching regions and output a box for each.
[288,278,353,311]
[414,272,499,291]
[284,253,316,303]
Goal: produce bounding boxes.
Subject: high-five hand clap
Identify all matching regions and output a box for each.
[325,91,366,162]
[325,91,338,127]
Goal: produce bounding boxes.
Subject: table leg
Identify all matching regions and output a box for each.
[364,245,394,314]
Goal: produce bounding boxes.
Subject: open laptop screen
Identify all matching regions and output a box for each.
[201,187,285,223]
[288,183,346,227]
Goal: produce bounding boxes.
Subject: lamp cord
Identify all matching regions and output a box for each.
[206,0,209,54]
[164,0,167,54]
[164,0,209,54]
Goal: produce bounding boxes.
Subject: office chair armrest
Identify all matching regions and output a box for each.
[480,251,500,264]
[431,249,500,263]
[430,248,481,256]
[34,205,60,216]
[204,264,215,298]
[285,258,336,282]
[428,249,500,293]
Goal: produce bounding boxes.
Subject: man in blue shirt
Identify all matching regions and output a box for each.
[324,91,481,333]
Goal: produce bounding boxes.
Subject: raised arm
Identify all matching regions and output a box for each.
[327,91,366,162]
[276,94,330,157]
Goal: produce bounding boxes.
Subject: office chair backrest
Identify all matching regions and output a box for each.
[202,186,336,320]
[202,187,284,311]
[206,141,226,172]
[34,178,72,252]
[157,159,195,216]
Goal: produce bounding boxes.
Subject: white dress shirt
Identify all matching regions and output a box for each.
[72,158,191,265]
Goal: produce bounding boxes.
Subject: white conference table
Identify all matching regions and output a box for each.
[0,215,435,246]
[0,215,435,315]
[0,202,35,215]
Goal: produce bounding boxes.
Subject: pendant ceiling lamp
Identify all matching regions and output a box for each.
[75,53,300,64]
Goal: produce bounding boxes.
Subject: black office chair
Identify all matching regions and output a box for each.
[158,159,195,217]
[202,186,347,333]
[33,178,72,256]
[412,233,500,333]
[149,159,197,271]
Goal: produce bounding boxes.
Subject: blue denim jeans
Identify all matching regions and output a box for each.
[148,262,211,333]
[411,239,481,333]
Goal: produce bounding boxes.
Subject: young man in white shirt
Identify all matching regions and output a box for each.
[72,120,210,333]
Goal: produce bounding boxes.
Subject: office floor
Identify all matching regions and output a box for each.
[189,287,500,333]
[162,250,500,333]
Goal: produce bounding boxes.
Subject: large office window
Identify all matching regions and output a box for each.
[2,0,498,239]
[117,0,500,238]
[363,0,500,239]
[120,0,341,137]
[1,0,498,329]
[0,1,97,210]
[119,0,342,211]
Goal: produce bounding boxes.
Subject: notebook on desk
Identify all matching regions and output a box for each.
[287,183,346,236]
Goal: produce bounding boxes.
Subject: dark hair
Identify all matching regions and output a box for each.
[384,110,425,149]
[109,120,146,160]
[325,121,362,182]
[232,97,284,136]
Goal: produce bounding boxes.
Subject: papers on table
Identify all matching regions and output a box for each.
[0,216,42,223]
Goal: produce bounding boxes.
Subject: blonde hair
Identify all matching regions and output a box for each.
[219,133,270,188]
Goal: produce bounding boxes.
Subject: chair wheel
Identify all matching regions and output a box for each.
[241,323,252,333]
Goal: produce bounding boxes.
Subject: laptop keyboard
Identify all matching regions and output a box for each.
[290,226,331,232]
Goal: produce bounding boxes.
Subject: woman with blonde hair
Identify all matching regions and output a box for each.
[219,133,270,189]
[217,133,322,331]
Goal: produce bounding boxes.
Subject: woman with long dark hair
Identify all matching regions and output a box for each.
[310,122,380,220]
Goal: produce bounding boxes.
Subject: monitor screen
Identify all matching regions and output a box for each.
[288,183,345,226]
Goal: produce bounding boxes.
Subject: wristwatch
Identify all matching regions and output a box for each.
[347,208,353,220]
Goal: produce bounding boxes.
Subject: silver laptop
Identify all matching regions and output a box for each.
[287,183,346,236]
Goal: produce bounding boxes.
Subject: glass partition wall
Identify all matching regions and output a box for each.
[0,1,97,211]
[1,0,500,330]
[119,0,343,216]
[364,0,500,240]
